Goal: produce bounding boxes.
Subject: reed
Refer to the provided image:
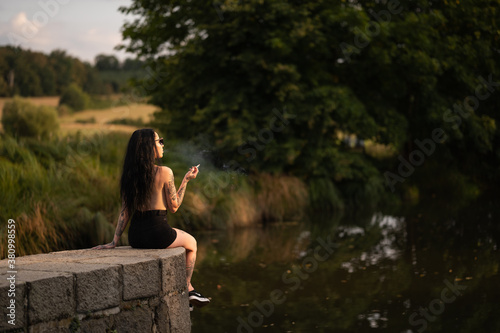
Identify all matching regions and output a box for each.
[308,177,345,214]
[253,173,309,223]
[0,132,125,258]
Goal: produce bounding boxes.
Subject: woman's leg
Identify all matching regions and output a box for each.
[168,228,196,291]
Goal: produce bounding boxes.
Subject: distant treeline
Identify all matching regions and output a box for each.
[0,46,146,97]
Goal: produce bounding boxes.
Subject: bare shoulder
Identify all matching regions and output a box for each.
[158,166,174,181]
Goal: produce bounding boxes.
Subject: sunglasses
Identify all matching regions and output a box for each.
[156,138,164,145]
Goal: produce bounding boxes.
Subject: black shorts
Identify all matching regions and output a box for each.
[128,210,177,249]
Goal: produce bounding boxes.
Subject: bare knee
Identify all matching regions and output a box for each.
[180,230,197,253]
[187,236,197,253]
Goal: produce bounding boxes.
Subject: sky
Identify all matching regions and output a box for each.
[0,0,136,64]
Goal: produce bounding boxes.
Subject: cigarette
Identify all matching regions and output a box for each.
[196,164,200,168]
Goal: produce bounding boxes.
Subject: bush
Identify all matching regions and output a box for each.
[1,96,59,139]
[57,104,72,116]
[59,83,90,111]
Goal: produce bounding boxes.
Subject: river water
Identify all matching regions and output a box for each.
[190,195,500,332]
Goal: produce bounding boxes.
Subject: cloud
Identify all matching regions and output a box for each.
[11,12,30,30]
[0,2,133,63]
[0,12,38,46]
[82,28,122,47]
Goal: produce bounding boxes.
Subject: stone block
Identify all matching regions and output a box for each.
[0,273,27,330]
[122,259,161,301]
[76,267,120,313]
[1,270,74,327]
[161,253,187,294]
[163,291,191,333]
[27,317,74,333]
[115,306,154,333]
[27,273,74,324]
[17,262,121,313]
[79,256,161,301]
[155,297,171,333]
[79,316,114,333]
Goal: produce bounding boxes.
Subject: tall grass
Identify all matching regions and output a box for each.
[308,177,345,215]
[0,132,125,258]
[254,173,309,223]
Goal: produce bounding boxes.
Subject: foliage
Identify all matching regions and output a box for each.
[0,46,147,96]
[0,132,126,257]
[94,54,120,71]
[118,0,500,202]
[0,47,87,96]
[59,83,90,111]
[1,96,59,139]
[96,70,146,94]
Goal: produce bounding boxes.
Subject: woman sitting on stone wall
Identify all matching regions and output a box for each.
[92,128,210,309]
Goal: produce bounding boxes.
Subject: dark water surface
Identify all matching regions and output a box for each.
[190,197,500,332]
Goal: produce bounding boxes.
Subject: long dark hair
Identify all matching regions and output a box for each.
[120,128,158,217]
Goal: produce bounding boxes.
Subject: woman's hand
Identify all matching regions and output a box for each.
[184,165,199,181]
[91,242,116,250]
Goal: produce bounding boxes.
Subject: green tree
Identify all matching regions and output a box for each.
[122,58,144,71]
[49,49,76,94]
[0,46,142,96]
[94,54,120,71]
[118,0,500,203]
[39,66,57,95]
[59,83,90,111]
[0,50,11,96]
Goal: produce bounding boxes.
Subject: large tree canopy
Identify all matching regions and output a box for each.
[118,0,500,201]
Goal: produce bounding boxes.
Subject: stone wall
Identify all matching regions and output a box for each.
[0,246,191,332]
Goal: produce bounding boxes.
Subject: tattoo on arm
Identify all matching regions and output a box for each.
[167,171,189,209]
[177,182,187,206]
[116,208,127,237]
[168,179,177,204]
[113,207,129,245]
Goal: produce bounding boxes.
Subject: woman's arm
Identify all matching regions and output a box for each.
[164,166,198,213]
[91,203,129,249]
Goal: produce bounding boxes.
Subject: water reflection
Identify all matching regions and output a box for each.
[340,214,405,274]
[196,222,313,265]
[190,199,500,332]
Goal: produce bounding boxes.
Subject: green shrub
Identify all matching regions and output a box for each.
[57,104,73,116]
[309,177,345,214]
[1,96,59,139]
[59,83,90,111]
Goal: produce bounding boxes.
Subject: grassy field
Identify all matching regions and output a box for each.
[0,96,159,134]
[59,103,158,134]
